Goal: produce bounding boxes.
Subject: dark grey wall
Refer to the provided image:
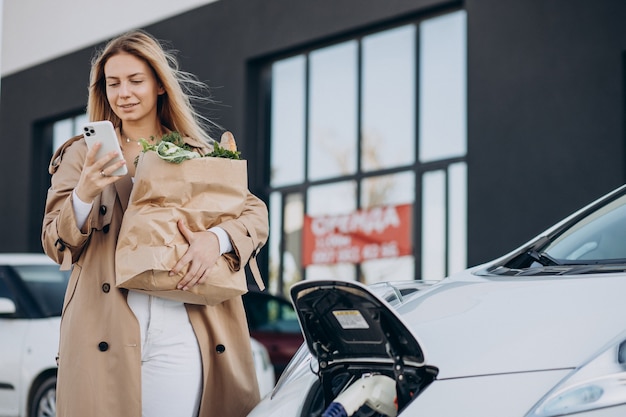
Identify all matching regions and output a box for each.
[0,48,93,252]
[1,0,625,270]
[467,0,626,263]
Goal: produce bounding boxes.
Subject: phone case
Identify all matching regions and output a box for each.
[82,120,128,176]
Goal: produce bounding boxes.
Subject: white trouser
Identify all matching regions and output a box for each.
[127,291,202,417]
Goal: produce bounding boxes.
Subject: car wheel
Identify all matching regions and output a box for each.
[30,375,56,417]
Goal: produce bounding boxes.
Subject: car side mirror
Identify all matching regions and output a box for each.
[0,297,16,315]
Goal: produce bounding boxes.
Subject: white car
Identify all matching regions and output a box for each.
[248,184,626,417]
[0,254,274,417]
[251,337,276,398]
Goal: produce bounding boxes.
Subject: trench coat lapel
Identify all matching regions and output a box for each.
[114,172,133,212]
[113,126,134,212]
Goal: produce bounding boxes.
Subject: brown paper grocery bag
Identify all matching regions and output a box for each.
[124,257,248,305]
[115,150,249,305]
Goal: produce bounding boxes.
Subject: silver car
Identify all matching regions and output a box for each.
[248,184,626,417]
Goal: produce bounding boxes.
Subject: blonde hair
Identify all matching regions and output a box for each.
[87,29,217,145]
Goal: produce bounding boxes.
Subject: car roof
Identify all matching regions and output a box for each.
[0,253,57,266]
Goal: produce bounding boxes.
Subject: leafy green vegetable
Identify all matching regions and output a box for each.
[136,131,241,166]
[204,143,241,160]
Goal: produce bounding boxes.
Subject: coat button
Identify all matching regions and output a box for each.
[100,205,107,215]
[216,344,226,354]
[98,342,109,352]
[102,283,111,293]
[103,224,110,233]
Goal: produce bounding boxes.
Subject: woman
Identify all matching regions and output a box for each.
[41,30,268,417]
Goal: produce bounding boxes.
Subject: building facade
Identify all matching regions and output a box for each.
[1,0,625,296]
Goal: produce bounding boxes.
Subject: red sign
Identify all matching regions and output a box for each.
[302,204,413,266]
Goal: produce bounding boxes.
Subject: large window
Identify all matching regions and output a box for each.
[267,10,468,295]
[51,114,88,154]
[268,10,467,295]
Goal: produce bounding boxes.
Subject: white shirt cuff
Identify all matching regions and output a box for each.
[72,189,93,230]
[208,226,233,255]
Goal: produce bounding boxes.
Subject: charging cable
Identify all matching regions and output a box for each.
[321,374,397,417]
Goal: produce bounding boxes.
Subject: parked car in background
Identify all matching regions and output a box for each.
[0,254,275,417]
[0,254,67,417]
[243,290,303,378]
[249,337,275,397]
[249,184,626,417]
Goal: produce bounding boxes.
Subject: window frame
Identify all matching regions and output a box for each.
[260,8,468,296]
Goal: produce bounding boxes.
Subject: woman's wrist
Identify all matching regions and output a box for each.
[74,186,95,205]
[72,189,93,230]
[208,226,232,255]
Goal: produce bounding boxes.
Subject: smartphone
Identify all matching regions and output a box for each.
[82,120,128,176]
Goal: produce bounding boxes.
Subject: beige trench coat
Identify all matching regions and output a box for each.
[41,134,268,417]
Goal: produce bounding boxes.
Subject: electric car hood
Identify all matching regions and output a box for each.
[291,272,626,381]
[396,269,626,379]
[290,280,425,370]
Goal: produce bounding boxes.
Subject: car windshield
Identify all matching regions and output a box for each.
[542,193,626,263]
[13,264,70,317]
[488,190,626,276]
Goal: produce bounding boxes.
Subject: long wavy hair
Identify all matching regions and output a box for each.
[87,29,217,145]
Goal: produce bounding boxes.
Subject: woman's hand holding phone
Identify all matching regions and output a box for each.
[83,121,128,176]
[75,121,127,203]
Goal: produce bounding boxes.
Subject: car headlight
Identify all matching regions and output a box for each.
[526,338,626,416]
